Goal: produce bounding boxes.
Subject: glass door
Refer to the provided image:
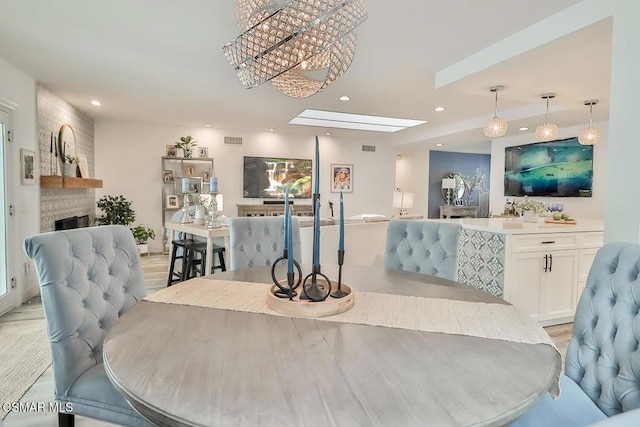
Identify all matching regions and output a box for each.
[0,110,13,314]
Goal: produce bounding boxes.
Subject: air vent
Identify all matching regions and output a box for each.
[224,136,243,145]
[362,145,376,152]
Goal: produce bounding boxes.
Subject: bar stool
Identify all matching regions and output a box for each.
[184,243,227,279]
[166,238,195,286]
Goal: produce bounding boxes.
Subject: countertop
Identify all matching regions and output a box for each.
[434,217,604,235]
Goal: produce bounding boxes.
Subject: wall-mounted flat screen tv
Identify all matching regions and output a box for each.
[243,156,312,198]
[504,137,593,197]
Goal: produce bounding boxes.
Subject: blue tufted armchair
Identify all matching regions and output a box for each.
[228,216,301,270]
[23,225,151,427]
[511,242,640,426]
[384,219,462,281]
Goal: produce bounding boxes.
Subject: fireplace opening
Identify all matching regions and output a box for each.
[55,215,90,231]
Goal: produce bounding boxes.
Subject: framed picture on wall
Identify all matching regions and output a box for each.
[20,148,36,185]
[330,163,353,193]
[166,194,179,208]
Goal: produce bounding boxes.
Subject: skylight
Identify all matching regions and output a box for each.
[289,109,427,133]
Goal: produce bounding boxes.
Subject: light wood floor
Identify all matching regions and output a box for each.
[1,254,574,426]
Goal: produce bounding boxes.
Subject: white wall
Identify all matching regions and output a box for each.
[0,57,39,303]
[489,122,608,219]
[395,150,429,217]
[95,121,397,253]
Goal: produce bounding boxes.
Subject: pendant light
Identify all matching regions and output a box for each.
[578,100,602,145]
[483,85,508,138]
[535,93,559,142]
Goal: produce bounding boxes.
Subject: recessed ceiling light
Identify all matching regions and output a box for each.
[204,124,212,127]
[289,109,426,133]
[434,106,445,112]
[339,96,350,101]
[435,143,443,147]
[91,100,101,106]
[518,127,529,131]
[269,128,275,132]
[325,132,331,136]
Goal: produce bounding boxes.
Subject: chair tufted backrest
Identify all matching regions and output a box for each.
[565,242,640,416]
[229,216,301,270]
[384,219,461,281]
[23,225,147,396]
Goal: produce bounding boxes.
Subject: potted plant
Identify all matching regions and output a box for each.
[513,196,545,223]
[131,225,156,255]
[96,195,136,226]
[64,154,80,177]
[174,136,197,158]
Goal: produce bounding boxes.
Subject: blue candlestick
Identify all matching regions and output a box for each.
[339,191,344,251]
[314,135,320,195]
[313,198,320,265]
[283,187,289,250]
[287,210,293,274]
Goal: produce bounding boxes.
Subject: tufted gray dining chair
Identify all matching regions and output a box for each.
[23,225,151,427]
[510,242,640,426]
[384,219,461,281]
[228,216,301,270]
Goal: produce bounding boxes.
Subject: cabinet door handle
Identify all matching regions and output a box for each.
[549,254,553,272]
[544,254,548,272]
[541,241,556,244]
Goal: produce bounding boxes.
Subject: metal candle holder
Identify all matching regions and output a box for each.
[270,248,303,300]
[180,192,193,224]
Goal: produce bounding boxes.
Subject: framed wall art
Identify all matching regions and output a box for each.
[330,163,353,193]
[20,148,36,185]
[166,194,179,208]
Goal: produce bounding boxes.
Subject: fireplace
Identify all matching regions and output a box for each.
[54,215,89,231]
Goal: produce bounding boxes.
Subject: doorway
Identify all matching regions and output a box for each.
[0,109,14,314]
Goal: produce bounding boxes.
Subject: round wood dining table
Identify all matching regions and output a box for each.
[103,265,558,427]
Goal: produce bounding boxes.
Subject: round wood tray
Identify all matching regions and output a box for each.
[266,281,354,318]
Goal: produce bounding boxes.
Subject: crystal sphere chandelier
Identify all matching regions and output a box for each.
[223,0,368,98]
[578,100,602,145]
[535,93,559,142]
[483,85,508,138]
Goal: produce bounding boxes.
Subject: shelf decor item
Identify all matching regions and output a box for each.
[174,136,197,158]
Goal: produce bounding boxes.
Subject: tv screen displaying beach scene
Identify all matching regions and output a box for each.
[243,156,312,198]
[504,137,593,197]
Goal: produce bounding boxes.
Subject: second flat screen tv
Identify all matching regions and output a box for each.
[243,156,312,198]
[504,137,593,197]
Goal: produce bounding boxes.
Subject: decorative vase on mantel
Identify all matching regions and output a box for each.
[64,163,77,177]
[522,210,538,223]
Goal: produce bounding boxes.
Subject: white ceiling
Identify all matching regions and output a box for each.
[0,1,612,152]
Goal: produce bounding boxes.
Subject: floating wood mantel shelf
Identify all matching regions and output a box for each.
[40,175,103,189]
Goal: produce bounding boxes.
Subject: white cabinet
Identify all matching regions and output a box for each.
[504,231,603,326]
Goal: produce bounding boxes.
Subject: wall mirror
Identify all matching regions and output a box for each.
[441,173,465,204]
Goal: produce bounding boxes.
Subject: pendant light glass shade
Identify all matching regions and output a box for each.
[578,100,602,145]
[483,85,508,138]
[535,93,559,142]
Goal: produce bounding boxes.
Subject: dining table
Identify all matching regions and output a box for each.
[103,264,560,426]
[165,221,230,272]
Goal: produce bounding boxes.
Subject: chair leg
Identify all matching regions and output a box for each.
[218,250,226,272]
[59,412,75,427]
[167,243,179,287]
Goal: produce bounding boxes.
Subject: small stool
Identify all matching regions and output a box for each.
[184,243,227,279]
[166,239,195,286]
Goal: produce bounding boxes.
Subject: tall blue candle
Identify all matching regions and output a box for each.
[283,187,289,252]
[314,135,320,195]
[339,191,344,251]
[287,208,293,274]
[313,198,320,265]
